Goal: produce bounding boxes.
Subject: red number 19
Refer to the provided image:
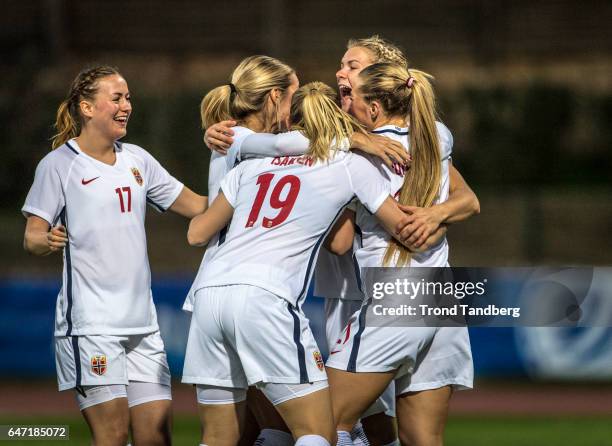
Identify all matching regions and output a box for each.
[246,174,300,228]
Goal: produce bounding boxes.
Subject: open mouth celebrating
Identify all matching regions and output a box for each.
[338,85,352,99]
[338,84,353,111]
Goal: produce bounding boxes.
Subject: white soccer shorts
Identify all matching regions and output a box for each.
[182,285,327,388]
[55,330,171,391]
[395,327,473,394]
[324,298,362,353]
[326,298,397,417]
[326,301,473,394]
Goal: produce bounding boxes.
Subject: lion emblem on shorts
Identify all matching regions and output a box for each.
[91,355,107,376]
[313,350,324,371]
[131,167,143,186]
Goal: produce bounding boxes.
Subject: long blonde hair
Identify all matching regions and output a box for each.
[289,82,364,162]
[51,65,121,149]
[200,55,294,132]
[358,63,441,266]
[347,35,408,67]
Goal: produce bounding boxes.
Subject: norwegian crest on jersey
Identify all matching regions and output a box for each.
[131,167,143,186]
[91,354,107,375]
[313,350,324,371]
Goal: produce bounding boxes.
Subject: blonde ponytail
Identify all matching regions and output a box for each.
[290,82,364,162]
[51,99,79,149]
[357,63,441,266]
[404,69,441,207]
[200,85,233,130]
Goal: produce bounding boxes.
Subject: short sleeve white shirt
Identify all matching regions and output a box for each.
[22,139,183,336]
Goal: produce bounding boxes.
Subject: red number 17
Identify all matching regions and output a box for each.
[115,186,132,213]
[246,173,301,228]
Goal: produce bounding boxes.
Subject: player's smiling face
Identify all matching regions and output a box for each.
[86,74,132,141]
[336,46,375,113]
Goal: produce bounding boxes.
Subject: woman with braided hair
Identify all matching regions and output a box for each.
[22,65,207,445]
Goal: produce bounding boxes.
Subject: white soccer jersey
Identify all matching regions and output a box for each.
[193,151,391,307]
[354,122,453,269]
[242,131,364,299]
[234,130,364,302]
[183,127,254,312]
[208,127,255,203]
[183,128,349,311]
[22,139,183,336]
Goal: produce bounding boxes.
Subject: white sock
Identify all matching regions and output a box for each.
[350,422,369,446]
[255,428,294,446]
[295,434,330,446]
[382,440,400,446]
[337,430,353,446]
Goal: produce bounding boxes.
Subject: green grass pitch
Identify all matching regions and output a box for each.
[1,415,611,445]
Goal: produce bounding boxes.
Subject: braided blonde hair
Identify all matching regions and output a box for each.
[52,65,121,149]
[347,35,408,67]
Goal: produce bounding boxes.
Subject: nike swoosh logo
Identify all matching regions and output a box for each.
[81,176,100,185]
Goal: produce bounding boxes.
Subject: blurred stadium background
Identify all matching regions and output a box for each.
[1,1,611,444]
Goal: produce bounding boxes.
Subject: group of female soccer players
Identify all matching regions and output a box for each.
[23,35,479,446]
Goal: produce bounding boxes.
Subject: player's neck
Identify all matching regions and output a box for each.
[374,115,407,129]
[241,113,266,133]
[75,131,117,165]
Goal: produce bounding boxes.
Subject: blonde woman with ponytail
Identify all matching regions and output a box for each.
[183,81,416,446]
[323,62,475,446]
[184,55,298,314]
[180,54,298,445]
[22,66,208,446]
